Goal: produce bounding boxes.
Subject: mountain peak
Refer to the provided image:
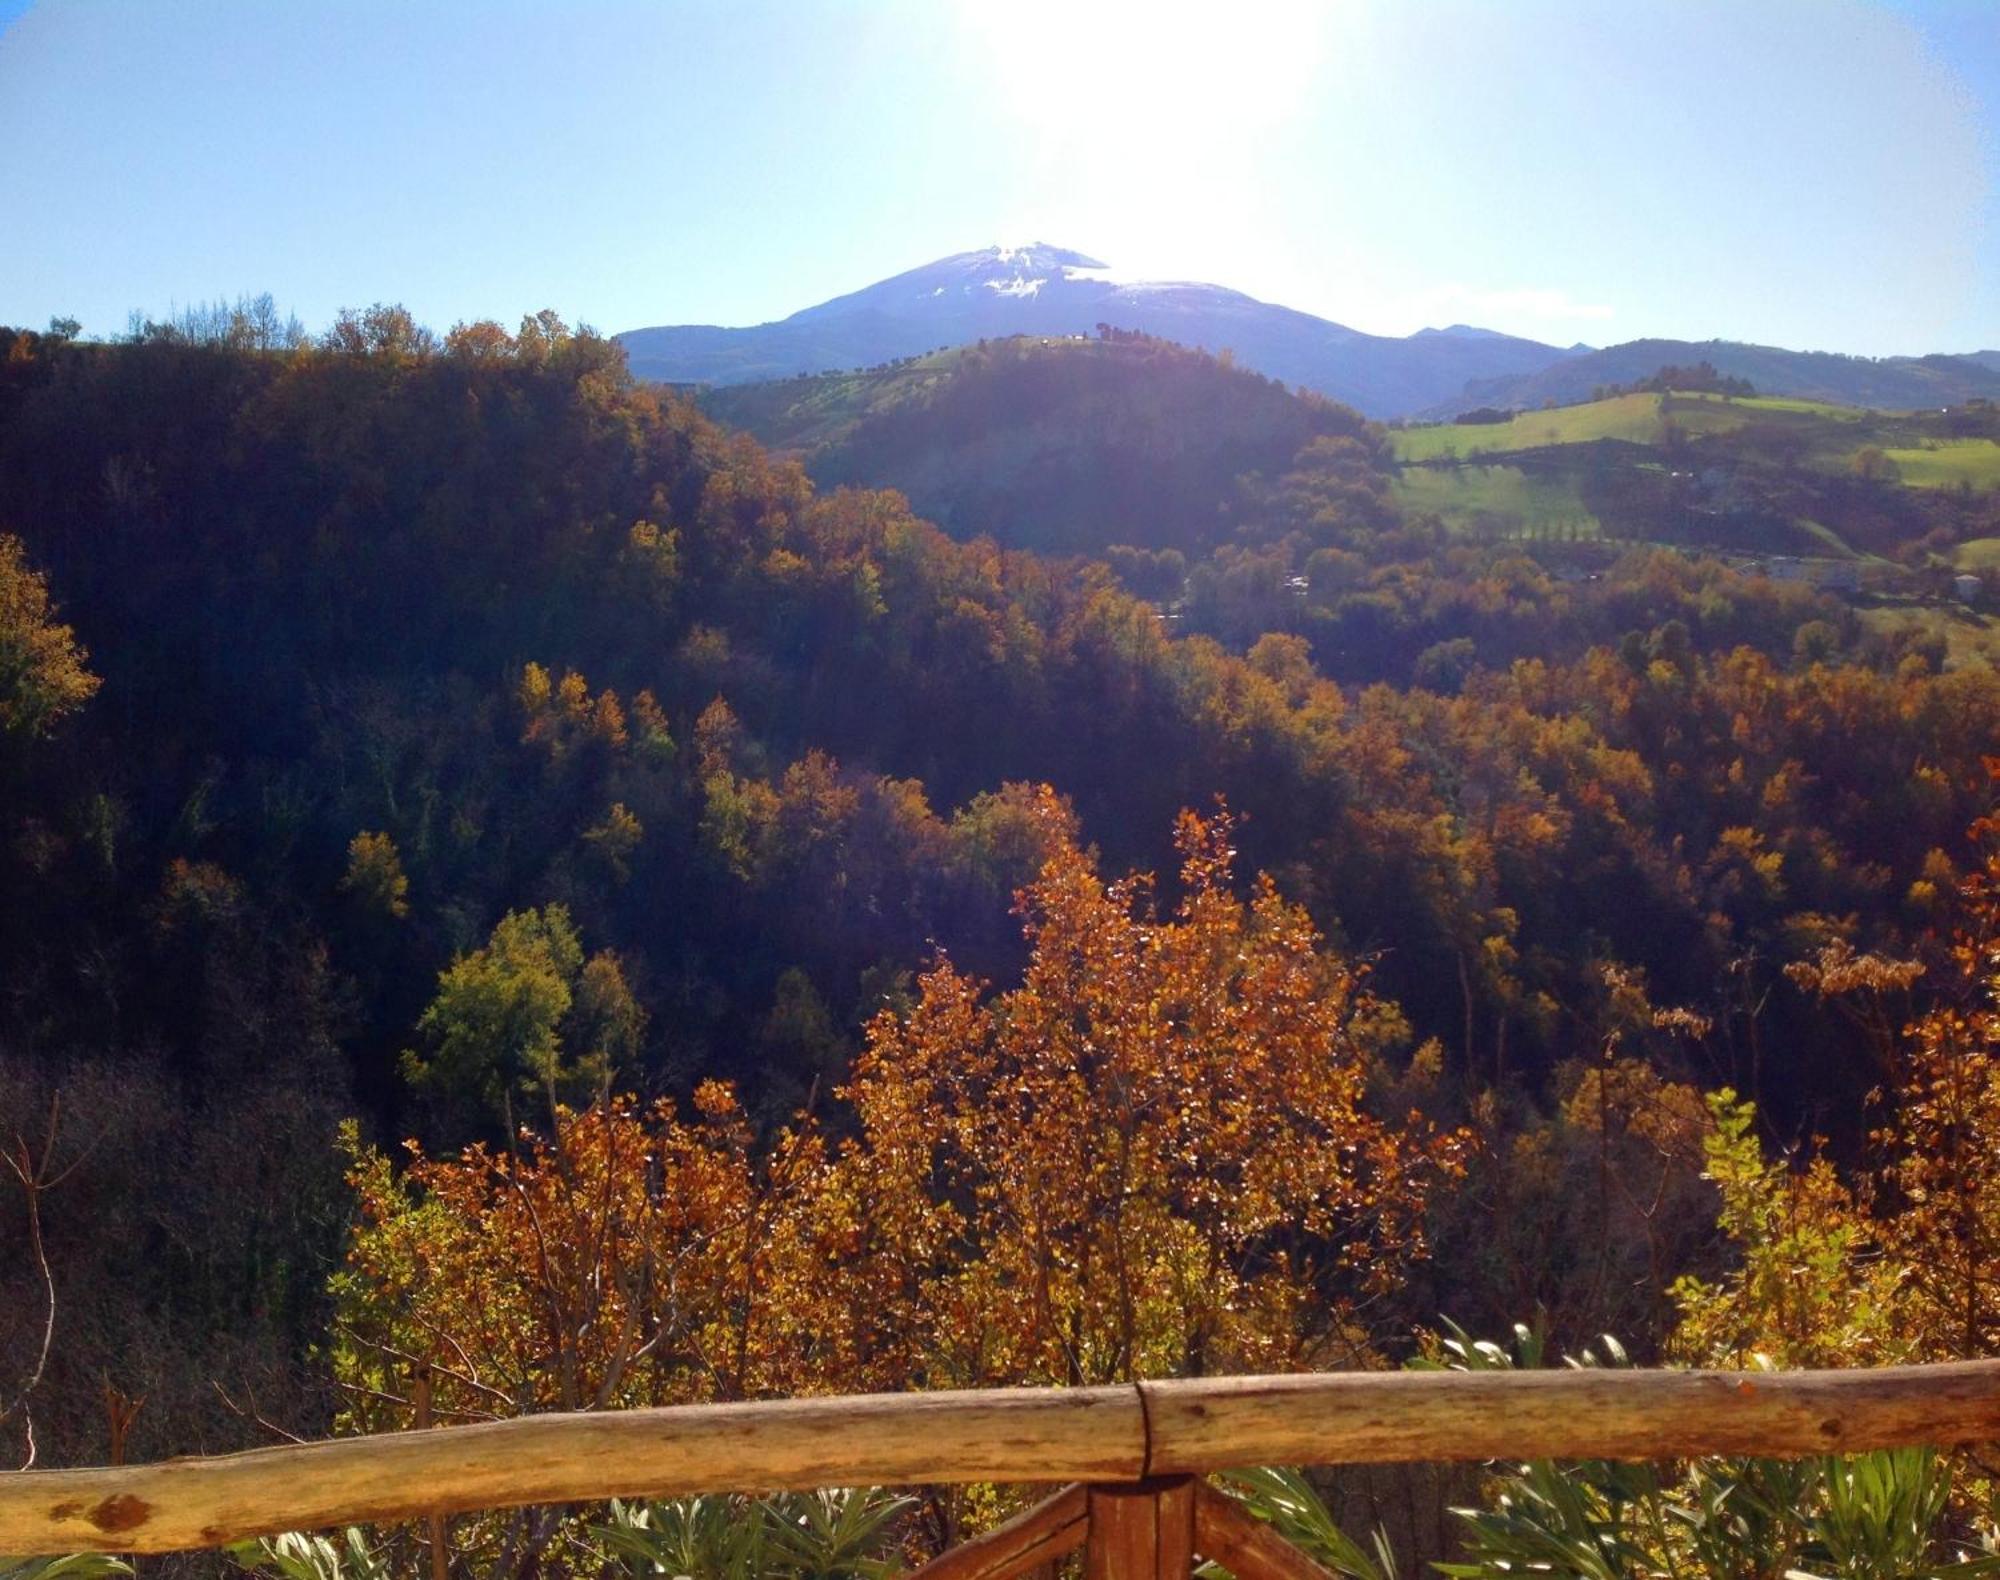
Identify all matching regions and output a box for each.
[981,242,1107,271]
[1416,323,1513,341]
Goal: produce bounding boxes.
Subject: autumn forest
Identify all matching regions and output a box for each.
[4,309,2000,1574]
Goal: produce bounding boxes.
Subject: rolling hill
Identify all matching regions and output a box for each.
[1389,389,2000,561]
[699,331,1383,556]
[701,339,1999,574]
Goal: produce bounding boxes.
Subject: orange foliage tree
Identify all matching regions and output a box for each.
[824,791,1463,1388]
[1673,772,2000,1371]
[1870,785,2000,1357]
[334,1083,830,1430]
[332,791,1464,1440]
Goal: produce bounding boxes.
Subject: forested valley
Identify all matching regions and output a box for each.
[4,311,2000,1573]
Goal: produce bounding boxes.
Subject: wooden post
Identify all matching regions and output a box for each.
[902,1486,1087,1579]
[1193,1482,1338,1580]
[410,1366,448,1580]
[1084,1478,1195,1578]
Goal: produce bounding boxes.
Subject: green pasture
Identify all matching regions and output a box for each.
[1708,394,1861,420]
[1393,394,1665,461]
[1392,463,1603,540]
[1879,439,2000,491]
[1389,391,1859,464]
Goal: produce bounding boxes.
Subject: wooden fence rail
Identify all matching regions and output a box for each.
[6,1361,2000,1557]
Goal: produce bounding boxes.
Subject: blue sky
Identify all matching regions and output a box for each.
[1,0,1994,355]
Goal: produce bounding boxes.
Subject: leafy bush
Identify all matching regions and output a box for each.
[228,1529,392,1579]
[1431,1324,2000,1580]
[1205,1465,1398,1580]
[592,1487,914,1578]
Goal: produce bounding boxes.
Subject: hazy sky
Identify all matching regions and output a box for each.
[2,0,1995,355]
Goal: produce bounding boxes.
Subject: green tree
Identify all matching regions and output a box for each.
[401,905,643,1128]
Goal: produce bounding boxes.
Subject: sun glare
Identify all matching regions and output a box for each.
[962,0,1336,295]
[965,0,1330,145]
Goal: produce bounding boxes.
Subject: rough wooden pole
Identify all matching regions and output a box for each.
[8,1361,2000,1556]
[0,1386,1141,1555]
[1141,1359,2000,1471]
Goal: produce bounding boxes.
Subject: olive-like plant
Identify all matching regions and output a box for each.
[593,1486,914,1578]
[1431,1324,2000,1580]
[227,1528,394,1579]
[1203,1464,1398,1580]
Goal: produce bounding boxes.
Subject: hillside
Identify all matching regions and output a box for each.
[700,331,1384,556]
[618,243,1571,419]
[1396,390,2000,483]
[4,316,2000,1492]
[1436,337,2000,417]
[705,340,2000,577]
[1393,391,1863,461]
[1391,389,2000,564]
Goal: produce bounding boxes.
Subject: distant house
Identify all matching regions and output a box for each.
[1955,573,1984,605]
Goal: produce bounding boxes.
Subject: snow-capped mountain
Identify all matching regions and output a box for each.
[615,245,1572,418]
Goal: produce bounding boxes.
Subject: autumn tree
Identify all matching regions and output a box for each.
[517,662,628,760]
[340,830,410,920]
[1673,782,2000,1371]
[339,794,1464,1418]
[825,790,1464,1388]
[1868,788,2000,1357]
[332,1088,831,1571]
[0,533,98,744]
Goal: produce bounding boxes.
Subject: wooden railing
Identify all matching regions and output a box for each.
[6,1361,2000,1575]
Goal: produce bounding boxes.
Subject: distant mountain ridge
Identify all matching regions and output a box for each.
[616,244,2000,420]
[617,244,1570,419]
[1433,337,2000,419]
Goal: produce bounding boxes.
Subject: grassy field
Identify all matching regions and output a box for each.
[1718,394,1865,420]
[1393,394,1665,461]
[1390,391,1861,463]
[698,346,970,455]
[1391,463,1604,539]
[1882,439,2000,491]
[1952,537,2000,569]
[1857,600,2000,669]
[1794,518,1866,559]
